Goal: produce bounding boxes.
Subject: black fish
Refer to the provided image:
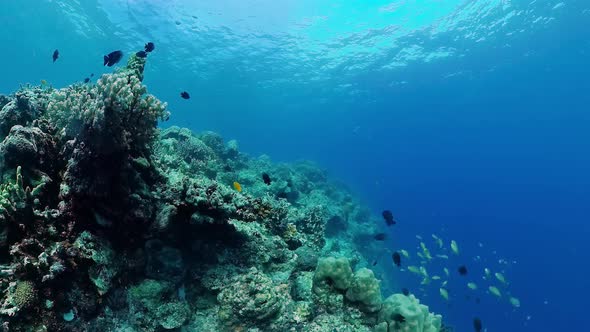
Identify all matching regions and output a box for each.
[382,210,396,226]
[473,317,482,332]
[52,49,59,63]
[145,42,155,52]
[392,252,401,267]
[84,78,90,83]
[180,91,190,99]
[262,173,272,185]
[458,265,468,276]
[392,313,406,323]
[90,73,94,77]
[136,50,147,58]
[402,288,409,296]
[103,50,123,67]
[374,233,387,241]
[372,260,378,266]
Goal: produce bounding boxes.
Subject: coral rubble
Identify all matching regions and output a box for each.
[0,55,442,331]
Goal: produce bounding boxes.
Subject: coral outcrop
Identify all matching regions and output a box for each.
[0,54,444,331]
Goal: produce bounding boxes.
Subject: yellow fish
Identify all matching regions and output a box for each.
[420,242,432,260]
[495,272,507,284]
[407,266,421,274]
[450,240,459,255]
[439,288,449,301]
[509,296,521,308]
[489,286,502,298]
[399,249,410,258]
[233,181,242,192]
[40,79,48,85]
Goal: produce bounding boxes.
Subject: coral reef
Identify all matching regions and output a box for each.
[0,54,444,331]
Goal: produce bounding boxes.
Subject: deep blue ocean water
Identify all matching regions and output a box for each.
[1,1,589,331]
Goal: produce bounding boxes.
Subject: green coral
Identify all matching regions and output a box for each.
[0,280,37,316]
[378,294,442,332]
[74,231,120,295]
[128,279,190,331]
[217,267,286,325]
[313,256,353,292]
[345,268,382,313]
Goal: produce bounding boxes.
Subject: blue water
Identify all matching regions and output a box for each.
[1,0,589,330]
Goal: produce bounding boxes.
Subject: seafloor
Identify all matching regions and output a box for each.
[0,55,443,331]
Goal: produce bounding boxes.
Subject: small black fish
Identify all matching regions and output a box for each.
[372,260,378,266]
[180,91,190,99]
[392,252,401,267]
[262,173,272,185]
[145,42,155,52]
[473,317,482,332]
[382,210,396,226]
[374,233,387,241]
[52,49,59,63]
[84,78,90,83]
[104,50,123,67]
[402,288,410,296]
[458,265,468,276]
[90,73,94,77]
[136,50,148,58]
[392,313,406,323]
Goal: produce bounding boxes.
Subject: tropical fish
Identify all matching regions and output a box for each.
[420,242,432,260]
[441,280,448,287]
[419,266,428,276]
[421,277,431,285]
[495,272,507,284]
[436,254,449,259]
[450,240,459,255]
[40,79,48,85]
[416,235,423,240]
[432,275,441,280]
[432,234,443,248]
[473,317,483,332]
[484,268,491,279]
[407,266,420,274]
[52,49,59,62]
[382,210,396,226]
[399,249,410,258]
[145,42,155,52]
[467,282,478,290]
[489,286,501,298]
[374,233,387,241]
[440,288,449,301]
[103,50,123,66]
[444,267,449,277]
[509,296,521,308]
[180,91,190,99]
[458,265,468,276]
[233,181,242,192]
[262,173,272,185]
[392,252,401,267]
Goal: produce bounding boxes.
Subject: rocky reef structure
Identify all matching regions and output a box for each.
[0,55,442,331]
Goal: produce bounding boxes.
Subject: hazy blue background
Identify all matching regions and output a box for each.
[1,0,589,330]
